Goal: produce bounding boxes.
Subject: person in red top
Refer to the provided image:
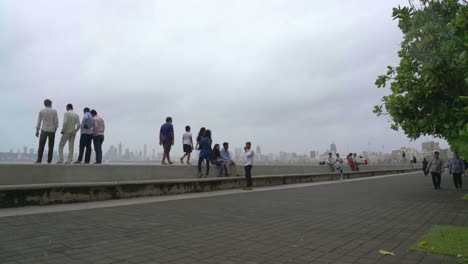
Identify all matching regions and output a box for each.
[347,153,356,171]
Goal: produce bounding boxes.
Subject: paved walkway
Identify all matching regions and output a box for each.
[0,172,466,264]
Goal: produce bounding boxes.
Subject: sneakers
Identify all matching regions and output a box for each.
[180,158,184,164]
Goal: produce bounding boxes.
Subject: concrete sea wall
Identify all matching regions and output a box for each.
[0,164,419,207]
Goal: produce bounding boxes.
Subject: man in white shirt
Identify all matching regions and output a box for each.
[35,99,59,164]
[179,125,193,164]
[243,142,255,190]
[335,153,344,180]
[57,104,80,164]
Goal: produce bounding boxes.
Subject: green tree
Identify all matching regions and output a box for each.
[375,0,468,157]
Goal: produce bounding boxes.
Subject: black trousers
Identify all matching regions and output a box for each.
[198,158,210,175]
[453,173,462,189]
[431,172,441,189]
[244,165,253,187]
[37,131,55,163]
[78,134,93,163]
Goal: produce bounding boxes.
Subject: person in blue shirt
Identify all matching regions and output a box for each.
[74,107,94,164]
[449,152,465,189]
[198,129,213,177]
[159,117,174,165]
[220,142,239,176]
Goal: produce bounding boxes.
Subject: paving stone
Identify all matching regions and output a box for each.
[0,172,464,264]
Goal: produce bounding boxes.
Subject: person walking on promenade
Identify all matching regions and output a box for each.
[426,151,444,189]
[180,125,193,164]
[198,129,213,177]
[57,104,80,164]
[326,152,334,172]
[449,152,465,189]
[243,142,255,190]
[422,158,429,176]
[220,142,239,176]
[74,107,94,164]
[91,110,105,164]
[159,117,174,165]
[35,99,59,164]
[335,153,344,180]
[347,153,356,171]
[213,143,226,177]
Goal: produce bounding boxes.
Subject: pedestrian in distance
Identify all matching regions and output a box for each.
[335,153,344,180]
[195,127,206,150]
[326,152,334,172]
[347,153,356,171]
[91,109,105,164]
[180,125,193,164]
[198,129,213,177]
[57,104,80,164]
[74,107,94,164]
[159,117,174,165]
[422,158,429,176]
[220,142,239,176]
[353,153,359,171]
[449,152,465,189]
[426,151,443,189]
[35,99,59,164]
[243,142,255,190]
[213,143,226,177]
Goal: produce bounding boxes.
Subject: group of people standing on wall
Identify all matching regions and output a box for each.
[159,117,255,190]
[35,99,106,165]
[422,151,466,190]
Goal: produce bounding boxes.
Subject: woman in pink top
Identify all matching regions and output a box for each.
[347,153,356,171]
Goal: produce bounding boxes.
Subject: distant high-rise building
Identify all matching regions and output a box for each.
[144,144,147,160]
[152,148,156,160]
[118,143,122,157]
[422,141,440,153]
[256,146,261,155]
[310,151,316,159]
[29,148,34,154]
[23,146,28,154]
[330,143,337,153]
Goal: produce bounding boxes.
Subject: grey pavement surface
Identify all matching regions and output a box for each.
[0,172,467,264]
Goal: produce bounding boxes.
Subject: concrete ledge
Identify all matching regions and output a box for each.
[0,163,418,185]
[0,168,418,208]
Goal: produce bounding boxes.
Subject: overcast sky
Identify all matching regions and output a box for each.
[0,0,448,156]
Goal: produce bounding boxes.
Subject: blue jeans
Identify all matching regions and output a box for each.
[78,133,93,163]
[93,135,104,163]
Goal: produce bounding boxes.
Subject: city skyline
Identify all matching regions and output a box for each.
[1,139,450,163]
